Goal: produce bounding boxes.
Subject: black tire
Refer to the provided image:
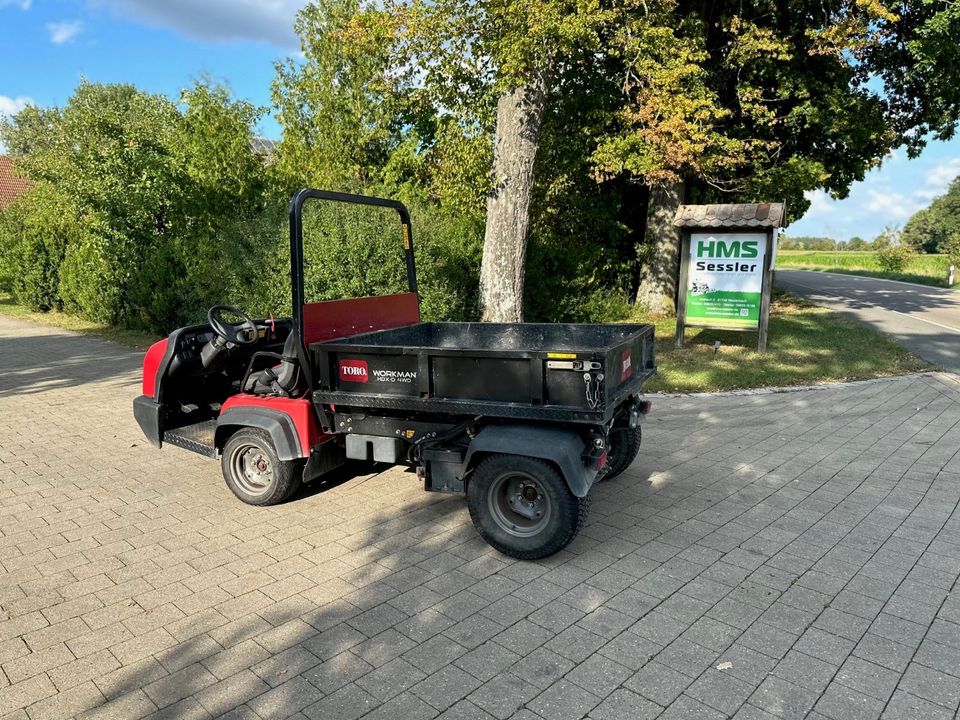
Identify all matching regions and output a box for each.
[600,425,642,481]
[221,428,301,506]
[467,454,589,560]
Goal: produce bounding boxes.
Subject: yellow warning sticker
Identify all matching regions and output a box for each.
[402,224,411,250]
[547,352,577,359]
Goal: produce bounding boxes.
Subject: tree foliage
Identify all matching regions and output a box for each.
[0,80,269,331]
[875,243,915,272]
[5,0,960,332]
[902,176,960,254]
[779,236,842,251]
[272,0,960,319]
[1,77,484,332]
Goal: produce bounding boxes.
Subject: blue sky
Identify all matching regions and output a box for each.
[0,0,300,137]
[1,0,958,243]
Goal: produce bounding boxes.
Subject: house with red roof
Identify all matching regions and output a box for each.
[0,156,33,209]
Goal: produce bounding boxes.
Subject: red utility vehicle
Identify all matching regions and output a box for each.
[134,190,655,558]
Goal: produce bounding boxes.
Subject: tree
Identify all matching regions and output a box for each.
[0,80,268,331]
[595,0,959,311]
[273,0,960,321]
[872,226,901,249]
[848,236,868,250]
[875,243,914,272]
[397,0,614,321]
[945,232,960,268]
[902,177,960,254]
[272,0,426,195]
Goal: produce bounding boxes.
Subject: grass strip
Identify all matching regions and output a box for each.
[642,291,932,393]
[775,250,956,289]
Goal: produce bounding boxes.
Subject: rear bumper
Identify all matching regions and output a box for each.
[133,395,162,447]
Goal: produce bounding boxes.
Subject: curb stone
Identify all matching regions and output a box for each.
[651,371,957,398]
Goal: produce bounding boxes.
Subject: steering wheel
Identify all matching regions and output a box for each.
[207,305,259,346]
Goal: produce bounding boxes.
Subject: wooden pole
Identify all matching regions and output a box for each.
[757,231,773,352]
[675,233,690,348]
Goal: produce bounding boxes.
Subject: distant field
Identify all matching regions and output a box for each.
[775,250,955,288]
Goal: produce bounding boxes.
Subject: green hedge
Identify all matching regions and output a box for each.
[0,190,483,334]
[0,80,632,335]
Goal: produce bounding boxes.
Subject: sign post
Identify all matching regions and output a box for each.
[673,204,785,352]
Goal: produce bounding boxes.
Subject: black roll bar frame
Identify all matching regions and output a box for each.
[288,188,418,341]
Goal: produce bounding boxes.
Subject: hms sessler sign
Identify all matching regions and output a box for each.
[685,232,767,329]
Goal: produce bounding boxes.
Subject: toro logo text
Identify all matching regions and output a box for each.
[621,350,633,381]
[339,359,369,383]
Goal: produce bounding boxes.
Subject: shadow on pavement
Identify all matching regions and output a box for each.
[0,330,140,398]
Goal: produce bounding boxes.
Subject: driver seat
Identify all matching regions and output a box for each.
[243,333,303,397]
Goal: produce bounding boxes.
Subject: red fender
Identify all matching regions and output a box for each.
[220,394,329,457]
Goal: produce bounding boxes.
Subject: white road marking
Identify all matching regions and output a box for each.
[886,308,960,334]
[779,275,960,334]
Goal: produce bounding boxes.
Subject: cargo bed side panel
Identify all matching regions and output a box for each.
[310,322,656,423]
[432,357,532,403]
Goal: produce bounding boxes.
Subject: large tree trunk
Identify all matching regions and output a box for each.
[635,180,685,315]
[479,67,550,322]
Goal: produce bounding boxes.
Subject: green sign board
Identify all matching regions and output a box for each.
[685,232,767,329]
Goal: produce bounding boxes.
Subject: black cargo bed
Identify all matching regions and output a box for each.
[309,322,655,423]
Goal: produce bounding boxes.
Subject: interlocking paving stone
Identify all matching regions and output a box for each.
[749,676,820,720]
[834,655,900,702]
[588,687,659,720]
[467,672,539,719]
[771,649,838,694]
[684,666,755,715]
[623,660,691,706]
[814,682,886,720]
[899,661,960,710]
[2,315,960,719]
[356,656,426,701]
[451,640,516,681]
[410,664,482,711]
[881,689,955,719]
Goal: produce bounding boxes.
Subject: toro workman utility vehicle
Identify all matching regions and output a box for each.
[134,190,656,559]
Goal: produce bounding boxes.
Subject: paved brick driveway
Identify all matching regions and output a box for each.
[2,315,960,720]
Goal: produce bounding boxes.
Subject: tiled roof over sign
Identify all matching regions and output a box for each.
[250,137,278,156]
[0,156,33,208]
[674,202,786,228]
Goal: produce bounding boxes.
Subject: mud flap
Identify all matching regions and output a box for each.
[464,425,597,497]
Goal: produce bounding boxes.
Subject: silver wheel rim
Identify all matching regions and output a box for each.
[231,443,274,496]
[487,471,552,538]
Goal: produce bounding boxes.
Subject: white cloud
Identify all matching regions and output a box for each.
[912,188,941,201]
[924,157,960,192]
[101,0,306,49]
[47,20,83,44]
[0,0,32,9]
[0,95,34,153]
[864,189,923,220]
[803,189,835,216]
[0,95,33,118]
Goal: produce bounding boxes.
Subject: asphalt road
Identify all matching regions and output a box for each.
[775,269,960,373]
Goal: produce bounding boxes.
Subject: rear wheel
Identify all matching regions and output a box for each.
[467,454,589,560]
[600,425,642,481]
[221,428,301,506]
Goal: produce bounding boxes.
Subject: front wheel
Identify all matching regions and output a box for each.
[467,454,589,560]
[600,425,642,481]
[221,428,301,506]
